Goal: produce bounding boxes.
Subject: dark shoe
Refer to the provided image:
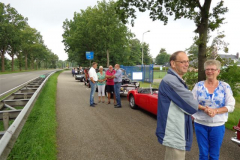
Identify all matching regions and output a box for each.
[114,105,122,108]
[90,104,95,107]
[93,103,97,105]
[114,104,117,107]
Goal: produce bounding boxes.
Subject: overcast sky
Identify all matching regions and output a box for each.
[2,0,240,60]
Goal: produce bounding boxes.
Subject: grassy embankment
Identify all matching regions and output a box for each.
[6,70,62,160]
[0,68,54,75]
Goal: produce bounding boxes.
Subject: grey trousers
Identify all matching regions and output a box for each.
[164,146,186,160]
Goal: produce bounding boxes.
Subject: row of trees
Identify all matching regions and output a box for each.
[0,3,58,72]
[62,0,152,67]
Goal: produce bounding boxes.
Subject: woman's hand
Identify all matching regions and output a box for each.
[205,106,217,117]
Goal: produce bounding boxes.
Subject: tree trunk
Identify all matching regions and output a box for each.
[197,0,212,81]
[1,49,5,72]
[25,53,28,70]
[107,49,109,67]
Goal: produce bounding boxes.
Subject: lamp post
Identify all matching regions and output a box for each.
[142,30,150,65]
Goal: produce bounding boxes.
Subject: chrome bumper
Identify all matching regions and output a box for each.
[231,137,240,146]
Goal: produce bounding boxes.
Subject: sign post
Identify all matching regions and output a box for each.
[86,51,94,66]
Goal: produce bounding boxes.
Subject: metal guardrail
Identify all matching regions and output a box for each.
[0,71,57,160]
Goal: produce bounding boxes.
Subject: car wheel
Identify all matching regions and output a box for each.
[129,95,137,109]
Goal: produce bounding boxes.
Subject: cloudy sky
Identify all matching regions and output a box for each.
[2,0,240,60]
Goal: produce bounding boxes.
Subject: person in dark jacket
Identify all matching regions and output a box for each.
[72,68,75,77]
[156,51,201,160]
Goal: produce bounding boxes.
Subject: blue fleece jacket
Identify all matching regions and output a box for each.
[156,68,198,151]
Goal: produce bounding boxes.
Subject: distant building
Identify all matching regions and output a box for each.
[219,52,240,64]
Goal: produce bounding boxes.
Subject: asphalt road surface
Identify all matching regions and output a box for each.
[57,70,240,160]
[0,69,58,94]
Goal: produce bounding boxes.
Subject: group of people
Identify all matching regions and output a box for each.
[88,62,122,108]
[157,51,235,160]
[71,66,83,77]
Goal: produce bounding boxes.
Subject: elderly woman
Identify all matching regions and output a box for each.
[97,66,106,103]
[192,60,235,160]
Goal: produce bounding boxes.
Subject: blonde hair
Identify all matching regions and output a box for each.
[99,66,103,69]
[204,60,221,70]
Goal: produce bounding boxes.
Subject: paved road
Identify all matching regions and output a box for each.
[56,70,239,160]
[0,69,58,94]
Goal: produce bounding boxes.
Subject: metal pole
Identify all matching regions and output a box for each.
[142,30,150,65]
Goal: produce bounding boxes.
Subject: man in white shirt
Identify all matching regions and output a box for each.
[89,62,98,107]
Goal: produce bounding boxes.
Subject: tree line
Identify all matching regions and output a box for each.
[62,0,153,67]
[0,3,59,72]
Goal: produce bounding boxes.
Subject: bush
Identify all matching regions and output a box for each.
[183,64,240,96]
[218,65,240,96]
[183,71,198,90]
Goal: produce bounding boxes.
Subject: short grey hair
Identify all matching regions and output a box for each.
[99,66,103,69]
[204,60,221,70]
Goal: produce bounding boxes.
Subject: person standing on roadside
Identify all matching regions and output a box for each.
[89,62,98,107]
[105,65,116,105]
[97,66,106,103]
[156,51,200,160]
[192,60,235,160]
[113,64,122,108]
[72,68,75,77]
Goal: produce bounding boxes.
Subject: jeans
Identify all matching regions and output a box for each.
[90,81,96,105]
[194,122,225,160]
[114,82,121,106]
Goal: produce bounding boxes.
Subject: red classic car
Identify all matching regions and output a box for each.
[231,119,240,147]
[127,88,158,115]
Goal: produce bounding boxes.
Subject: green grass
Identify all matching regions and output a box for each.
[7,70,62,160]
[226,96,240,130]
[0,68,53,75]
[154,71,167,79]
[139,82,160,89]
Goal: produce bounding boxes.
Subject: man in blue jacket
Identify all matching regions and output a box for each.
[156,51,200,160]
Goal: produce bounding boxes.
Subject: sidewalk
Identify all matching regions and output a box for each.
[56,71,163,160]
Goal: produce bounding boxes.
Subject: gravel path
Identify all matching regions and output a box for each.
[56,70,239,160]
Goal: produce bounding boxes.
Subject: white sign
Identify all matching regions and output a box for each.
[132,72,143,80]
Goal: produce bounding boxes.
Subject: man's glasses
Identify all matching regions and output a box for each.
[205,69,218,72]
[175,60,189,64]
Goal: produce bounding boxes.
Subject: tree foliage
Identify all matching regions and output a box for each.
[0,2,58,72]
[116,0,228,81]
[155,48,170,65]
[62,0,152,67]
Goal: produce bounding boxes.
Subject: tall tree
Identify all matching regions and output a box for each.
[62,0,135,67]
[0,3,27,72]
[116,0,228,81]
[155,48,170,65]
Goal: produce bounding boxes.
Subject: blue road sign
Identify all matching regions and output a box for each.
[86,51,94,60]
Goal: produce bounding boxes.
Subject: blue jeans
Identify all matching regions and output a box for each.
[194,122,225,160]
[114,83,121,106]
[90,81,96,105]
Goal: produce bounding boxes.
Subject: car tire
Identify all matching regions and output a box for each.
[129,95,137,109]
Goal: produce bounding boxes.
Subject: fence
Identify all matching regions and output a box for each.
[120,64,154,83]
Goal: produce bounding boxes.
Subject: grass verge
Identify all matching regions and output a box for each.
[0,69,54,75]
[226,96,240,130]
[7,70,62,160]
